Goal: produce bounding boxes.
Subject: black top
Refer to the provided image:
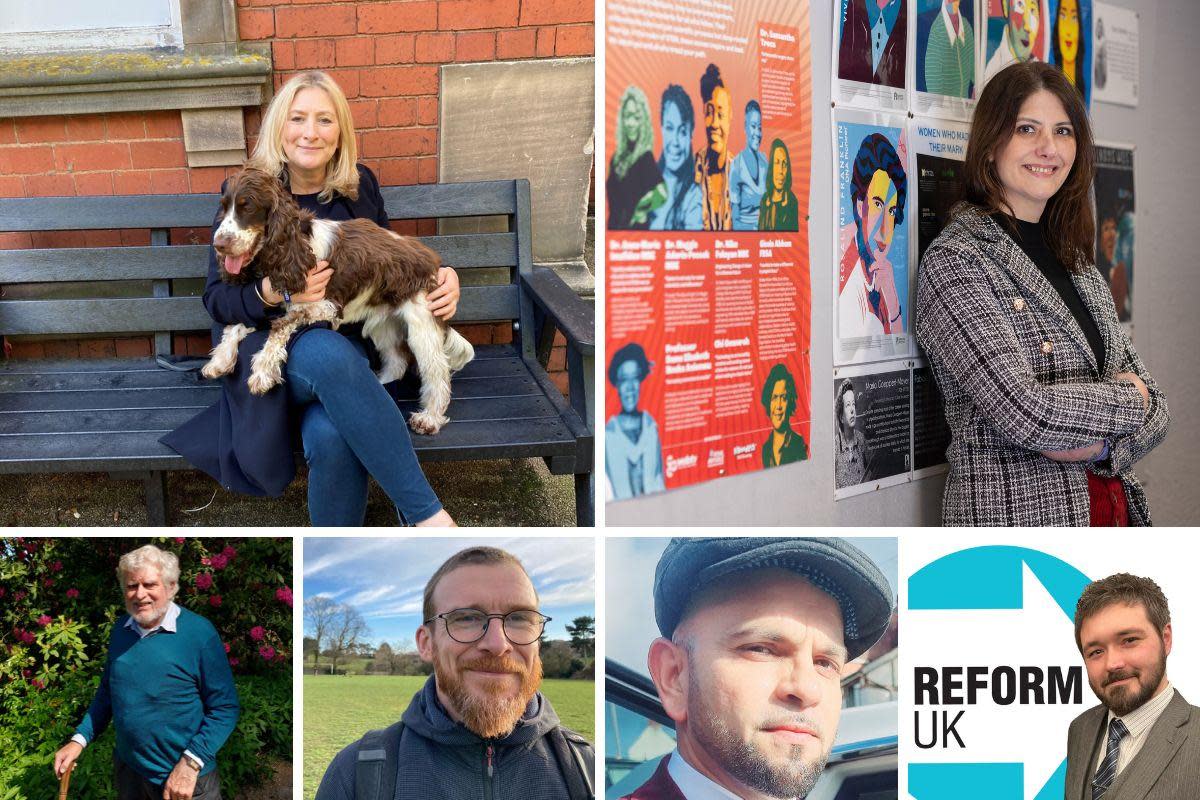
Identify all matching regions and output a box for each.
[996,214,1106,369]
[160,164,390,496]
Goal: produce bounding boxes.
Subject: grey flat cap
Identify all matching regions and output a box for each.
[653,537,894,661]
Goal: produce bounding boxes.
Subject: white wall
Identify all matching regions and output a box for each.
[606,0,1200,527]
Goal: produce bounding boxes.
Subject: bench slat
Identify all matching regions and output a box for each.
[0,233,516,284]
[381,181,516,218]
[0,415,574,474]
[0,245,210,282]
[0,392,560,435]
[0,194,220,231]
[0,297,212,336]
[0,385,219,412]
[0,371,538,412]
[0,183,519,231]
[454,285,519,322]
[0,351,527,392]
[0,285,517,336]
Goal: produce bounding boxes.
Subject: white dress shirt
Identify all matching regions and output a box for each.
[71,602,204,769]
[666,749,743,800]
[1092,682,1175,782]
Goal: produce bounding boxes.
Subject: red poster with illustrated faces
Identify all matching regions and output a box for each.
[605,0,812,501]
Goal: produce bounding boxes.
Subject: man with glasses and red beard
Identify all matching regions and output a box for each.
[315,546,595,800]
[621,538,894,800]
[1065,574,1199,800]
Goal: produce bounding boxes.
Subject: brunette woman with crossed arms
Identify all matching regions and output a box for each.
[915,62,1168,525]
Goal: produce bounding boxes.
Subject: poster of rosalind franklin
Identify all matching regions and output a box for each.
[835,114,911,365]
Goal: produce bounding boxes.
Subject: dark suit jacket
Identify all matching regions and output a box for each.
[619,755,686,800]
[838,0,906,88]
[1064,691,1200,800]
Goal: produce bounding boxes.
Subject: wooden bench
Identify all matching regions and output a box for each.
[0,179,595,525]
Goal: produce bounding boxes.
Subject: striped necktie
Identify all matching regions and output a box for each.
[1092,717,1130,799]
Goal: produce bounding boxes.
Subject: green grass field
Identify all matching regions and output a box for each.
[303,675,595,799]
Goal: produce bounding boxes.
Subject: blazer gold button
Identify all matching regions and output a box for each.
[1041,341,1053,354]
[1013,298,1025,311]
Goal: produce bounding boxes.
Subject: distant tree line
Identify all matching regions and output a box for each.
[304,610,596,680]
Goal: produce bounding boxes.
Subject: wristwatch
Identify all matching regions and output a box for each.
[183,755,202,772]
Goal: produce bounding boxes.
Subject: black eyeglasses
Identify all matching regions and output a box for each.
[424,608,551,645]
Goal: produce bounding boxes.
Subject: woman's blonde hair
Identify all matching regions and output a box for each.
[249,70,360,203]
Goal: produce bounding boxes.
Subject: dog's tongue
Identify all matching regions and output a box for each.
[224,254,248,275]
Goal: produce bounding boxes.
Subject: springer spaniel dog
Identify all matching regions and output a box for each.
[201,168,473,435]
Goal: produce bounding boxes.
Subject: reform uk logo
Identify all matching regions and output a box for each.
[906,546,1093,800]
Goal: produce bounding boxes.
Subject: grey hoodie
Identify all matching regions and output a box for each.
[315,675,593,800]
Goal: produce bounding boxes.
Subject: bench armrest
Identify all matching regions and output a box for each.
[520,268,594,355]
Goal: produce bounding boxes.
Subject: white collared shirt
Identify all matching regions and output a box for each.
[72,602,204,768]
[1092,683,1175,781]
[939,5,966,45]
[666,748,743,800]
[124,600,181,638]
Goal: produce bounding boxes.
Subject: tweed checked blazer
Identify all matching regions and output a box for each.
[1064,692,1200,800]
[915,206,1169,526]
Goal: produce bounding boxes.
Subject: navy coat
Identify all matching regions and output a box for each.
[160,165,391,496]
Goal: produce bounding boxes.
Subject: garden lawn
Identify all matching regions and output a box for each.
[303,675,595,799]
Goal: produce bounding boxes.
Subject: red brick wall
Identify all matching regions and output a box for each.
[0,0,593,386]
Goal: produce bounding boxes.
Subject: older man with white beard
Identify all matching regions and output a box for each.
[53,544,239,800]
[315,546,595,800]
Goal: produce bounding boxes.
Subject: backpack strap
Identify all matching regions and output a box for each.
[548,726,595,800]
[354,721,404,800]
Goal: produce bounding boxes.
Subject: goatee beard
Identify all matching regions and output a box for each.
[437,652,542,739]
[1093,651,1167,717]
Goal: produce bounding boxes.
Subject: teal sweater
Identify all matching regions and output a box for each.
[76,607,239,784]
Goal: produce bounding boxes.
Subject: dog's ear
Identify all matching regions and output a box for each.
[261,182,315,296]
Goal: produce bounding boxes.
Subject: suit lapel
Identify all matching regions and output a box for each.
[1107,693,1191,800]
[968,212,1100,374]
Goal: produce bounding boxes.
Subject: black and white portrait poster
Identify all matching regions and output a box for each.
[834,361,912,499]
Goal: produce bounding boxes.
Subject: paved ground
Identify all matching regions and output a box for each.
[0,458,577,527]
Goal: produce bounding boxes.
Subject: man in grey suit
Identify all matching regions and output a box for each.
[1065,574,1200,800]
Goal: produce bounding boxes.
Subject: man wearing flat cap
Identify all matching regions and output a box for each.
[620,537,894,800]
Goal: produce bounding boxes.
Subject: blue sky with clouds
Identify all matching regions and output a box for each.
[606,537,899,676]
[303,537,596,647]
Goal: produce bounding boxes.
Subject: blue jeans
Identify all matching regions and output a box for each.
[286,328,443,525]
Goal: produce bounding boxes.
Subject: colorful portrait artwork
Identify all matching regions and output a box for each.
[837,0,908,89]
[607,85,662,230]
[983,0,1048,89]
[836,121,910,352]
[1048,0,1092,107]
[916,0,975,98]
[1094,145,1135,323]
[635,68,799,232]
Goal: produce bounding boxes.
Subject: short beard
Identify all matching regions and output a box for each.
[1092,648,1167,717]
[686,658,829,799]
[436,649,542,739]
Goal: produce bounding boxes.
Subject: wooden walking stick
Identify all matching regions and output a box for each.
[57,764,72,800]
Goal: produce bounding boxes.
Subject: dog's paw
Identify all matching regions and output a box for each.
[409,411,448,436]
[247,370,279,396]
[201,360,231,380]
